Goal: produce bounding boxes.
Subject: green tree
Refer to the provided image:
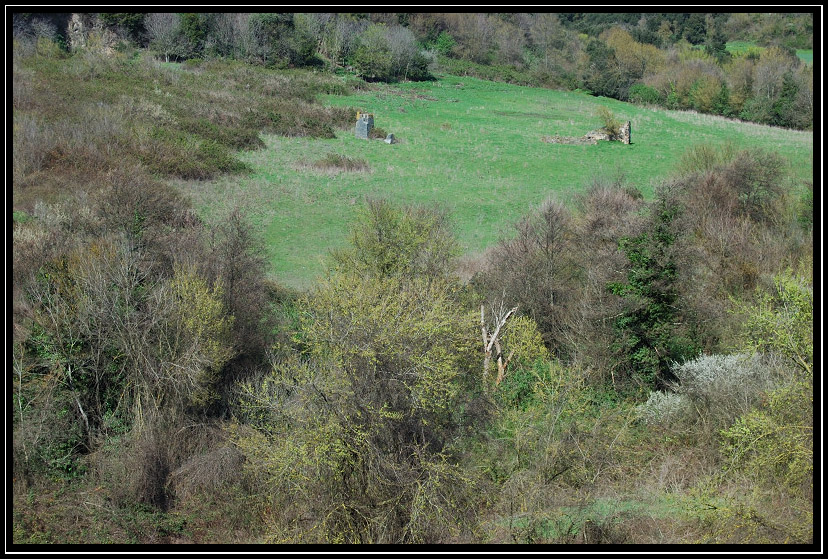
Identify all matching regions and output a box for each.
[433,30,455,56]
[712,82,732,116]
[628,83,663,105]
[178,12,210,59]
[98,12,146,43]
[581,38,625,98]
[704,22,730,63]
[770,71,799,128]
[350,23,393,80]
[683,13,707,45]
[246,13,315,68]
[607,193,699,388]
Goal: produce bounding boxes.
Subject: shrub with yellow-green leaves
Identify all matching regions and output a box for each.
[720,378,813,494]
[168,264,235,412]
[331,198,460,282]
[232,272,484,543]
[734,269,813,376]
[718,269,813,492]
[689,269,813,544]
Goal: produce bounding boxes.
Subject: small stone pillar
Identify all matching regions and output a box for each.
[355,112,374,139]
[619,121,631,144]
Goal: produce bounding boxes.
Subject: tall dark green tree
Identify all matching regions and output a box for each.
[607,193,699,389]
[581,39,625,98]
[712,82,732,116]
[98,13,146,44]
[771,71,799,128]
[178,12,210,59]
[705,22,730,63]
[683,13,707,45]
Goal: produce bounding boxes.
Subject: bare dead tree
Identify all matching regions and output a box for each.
[481,303,518,386]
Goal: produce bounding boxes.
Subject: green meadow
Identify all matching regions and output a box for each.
[726,40,813,63]
[179,75,813,288]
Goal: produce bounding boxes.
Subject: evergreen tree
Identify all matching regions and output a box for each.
[705,23,730,63]
[607,194,699,389]
[683,13,707,45]
[712,82,732,116]
[581,39,624,98]
[771,71,799,128]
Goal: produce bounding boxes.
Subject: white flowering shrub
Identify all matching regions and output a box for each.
[638,353,777,430]
[637,390,692,427]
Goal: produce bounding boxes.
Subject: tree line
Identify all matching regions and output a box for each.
[12,12,814,128]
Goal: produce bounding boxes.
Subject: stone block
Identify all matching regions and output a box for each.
[355,113,374,139]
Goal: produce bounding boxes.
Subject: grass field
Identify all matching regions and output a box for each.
[726,40,813,64]
[178,74,813,288]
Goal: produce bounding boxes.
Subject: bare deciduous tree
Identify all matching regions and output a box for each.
[145,12,180,62]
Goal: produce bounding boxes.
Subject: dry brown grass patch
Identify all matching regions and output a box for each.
[296,153,371,174]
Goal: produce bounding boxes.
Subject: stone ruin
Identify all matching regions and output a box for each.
[619,121,631,144]
[355,112,397,144]
[355,112,374,139]
[543,121,631,146]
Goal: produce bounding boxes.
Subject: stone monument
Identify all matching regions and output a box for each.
[355,112,374,140]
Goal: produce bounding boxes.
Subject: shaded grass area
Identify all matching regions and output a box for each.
[180,74,813,288]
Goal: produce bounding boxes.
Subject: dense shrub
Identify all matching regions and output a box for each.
[628,83,662,105]
[595,105,621,137]
[331,199,459,282]
[350,23,431,82]
[223,199,486,542]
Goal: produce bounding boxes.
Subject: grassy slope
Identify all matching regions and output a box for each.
[178,74,813,289]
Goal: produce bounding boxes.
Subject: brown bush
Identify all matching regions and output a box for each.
[306,153,371,173]
[199,207,273,361]
[130,426,172,510]
[166,445,245,502]
[569,181,646,374]
[99,418,237,511]
[664,148,801,351]
[477,197,579,357]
